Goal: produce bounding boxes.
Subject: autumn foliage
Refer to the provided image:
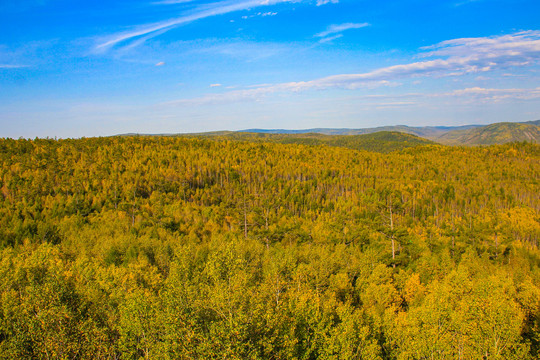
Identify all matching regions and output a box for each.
[0,136,539,359]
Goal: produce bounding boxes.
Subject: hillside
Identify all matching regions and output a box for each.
[319,131,435,152]
[117,119,540,147]
[242,119,540,145]
[196,131,435,153]
[437,122,540,145]
[243,124,481,138]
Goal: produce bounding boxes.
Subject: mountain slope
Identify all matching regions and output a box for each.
[243,124,481,138]
[322,131,436,152]
[243,120,540,146]
[436,122,540,145]
[116,119,539,147]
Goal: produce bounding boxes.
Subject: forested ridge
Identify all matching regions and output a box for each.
[0,136,539,359]
[187,131,436,153]
[436,122,540,146]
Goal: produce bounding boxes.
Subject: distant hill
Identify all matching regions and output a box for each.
[436,122,540,145]
[118,130,235,137]
[523,119,540,126]
[321,131,435,153]
[243,124,481,138]
[242,119,540,146]
[116,119,539,147]
[192,131,435,153]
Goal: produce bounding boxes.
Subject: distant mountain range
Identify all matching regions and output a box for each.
[118,119,539,151]
[242,119,540,146]
[434,120,540,145]
[242,124,481,139]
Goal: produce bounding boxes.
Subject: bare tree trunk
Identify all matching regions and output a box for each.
[243,194,248,239]
[390,201,395,268]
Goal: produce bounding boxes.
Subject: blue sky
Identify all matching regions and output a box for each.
[1,0,539,138]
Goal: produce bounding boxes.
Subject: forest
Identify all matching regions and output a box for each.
[0,135,539,359]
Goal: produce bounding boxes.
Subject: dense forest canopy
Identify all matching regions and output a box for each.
[0,136,539,359]
[186,131,436,153]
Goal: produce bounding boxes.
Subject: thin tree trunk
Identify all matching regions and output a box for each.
[390,201,395,268]
[243,194,248,239]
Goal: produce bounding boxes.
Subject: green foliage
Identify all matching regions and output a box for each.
[0,136,539,358]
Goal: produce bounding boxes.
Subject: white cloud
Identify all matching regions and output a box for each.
[315,22,370,38]
[421,30,540,58]
[193,40,291,61]
[164,87,276,106]
[454,0,482,7]
[210,83,222,87]
[316,0,338,5]
[94,0,301,53]
[155,61,165,66]
[0,64,28,68]
[153,0,194,4]
[318,34,343,43]
[243,11,279,19]
[358,86,540,104]
[441,87,540,102]
[164,30,540,105]
[165,80,395,106]
[0,40,56,68]
[285,31,540,88]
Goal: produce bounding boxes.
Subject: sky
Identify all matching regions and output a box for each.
[1,0,540,138]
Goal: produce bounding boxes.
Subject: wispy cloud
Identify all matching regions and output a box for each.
[337,87,540,105]
[354,87,540,104]
[315,22,370,43]
[0,40,56,69]
[315,22,370,38]
[0,64,28,69]
[242,11,278,19]
[163,87,281,106]
[153,0,195,4]
[318,34,343,43]
[94,0,303,53]
[421,30,540,58]
[454,0,483,7]
[195,40,292,61]
[164,80,395,106]
[164,31,540,105]
[316,0,338,5]
[441,87,540,102]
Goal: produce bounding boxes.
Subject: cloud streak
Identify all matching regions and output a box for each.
[0,64,28,69]
[94,0,303,53]
[315,22,370,38]
[316,0,338,5]
[164,80,395,106]
[163,85,540,110]
[441,87,540,102]
[153,0,195,4]
[164,31,540,105]
[315,22,369,43]
[318,34,343,43]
